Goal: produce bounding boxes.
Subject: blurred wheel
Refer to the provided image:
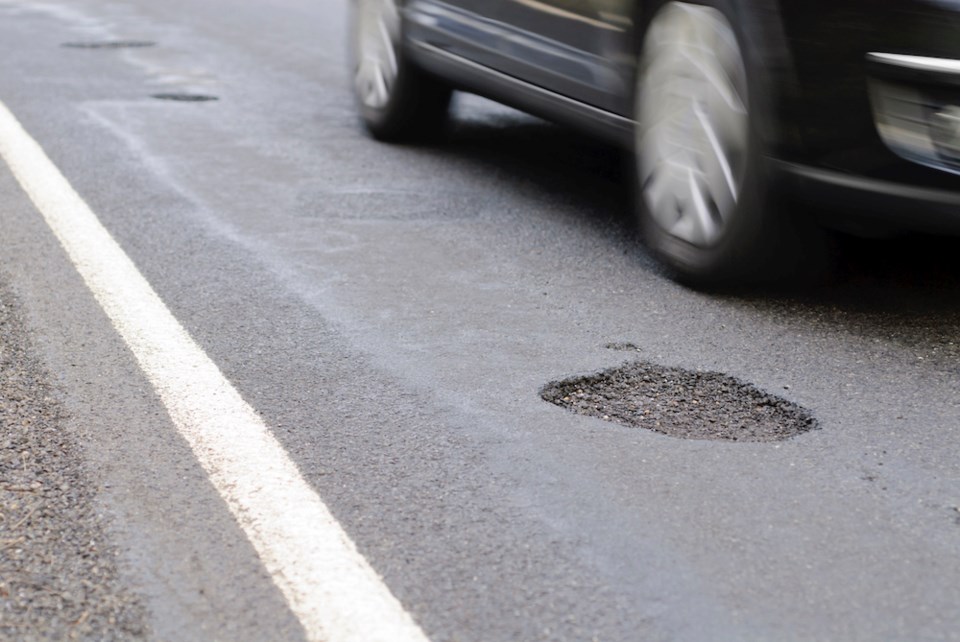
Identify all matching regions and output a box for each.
[635,1,781,285]
[351,0,452,141]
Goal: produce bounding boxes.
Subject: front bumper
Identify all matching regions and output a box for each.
[777,161,960,233]
[868,52,960,176]
[775,2,960,229]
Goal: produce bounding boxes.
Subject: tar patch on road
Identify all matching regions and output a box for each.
[151,93,219,102]
[542,362,818,442]
[0,281,147,640]
[604,342,642,353]
[61,41,156,49]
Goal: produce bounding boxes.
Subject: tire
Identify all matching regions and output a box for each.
[633,0,818,287]
[350,0,452,142]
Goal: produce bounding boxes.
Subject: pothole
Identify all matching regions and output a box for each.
[604,342,641,352]
[541,361,818,442]
[151,93,218,102]
[61,41,156,49]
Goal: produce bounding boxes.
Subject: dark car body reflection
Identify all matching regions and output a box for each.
[351,0,960,284]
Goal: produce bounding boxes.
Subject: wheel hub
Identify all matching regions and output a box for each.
[637,2,749,247]
[354,0,401,110]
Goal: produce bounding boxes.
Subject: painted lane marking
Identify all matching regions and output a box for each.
[0,99,429,642]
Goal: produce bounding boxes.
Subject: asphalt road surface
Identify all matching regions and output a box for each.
[1,1,959,640]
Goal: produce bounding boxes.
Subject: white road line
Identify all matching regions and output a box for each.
[0,99,430,642]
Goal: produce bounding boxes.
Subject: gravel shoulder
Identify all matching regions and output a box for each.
[0,277,147,641]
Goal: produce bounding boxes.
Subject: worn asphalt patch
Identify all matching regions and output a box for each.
[150,93,219,102]
[60,41,156,49]
[0,281,147,640]
[542,361,818,442]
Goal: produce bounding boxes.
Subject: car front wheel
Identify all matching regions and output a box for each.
[634,0,810,286]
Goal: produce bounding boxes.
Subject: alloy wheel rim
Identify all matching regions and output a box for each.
[637,2,749,247]
[354,0,401,110]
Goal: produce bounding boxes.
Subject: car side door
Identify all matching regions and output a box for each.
[403,0,509,71]
[491,0,636,114]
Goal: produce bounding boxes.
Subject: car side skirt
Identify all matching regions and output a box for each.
[409,40,634,147]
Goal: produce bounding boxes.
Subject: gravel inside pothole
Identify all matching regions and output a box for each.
[0,281,147,640]
[542,361,818,442]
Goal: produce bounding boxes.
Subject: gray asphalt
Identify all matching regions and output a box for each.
[0,0,959,640]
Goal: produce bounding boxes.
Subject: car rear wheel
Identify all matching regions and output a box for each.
[351,0,452,142]
[634,0,807,286]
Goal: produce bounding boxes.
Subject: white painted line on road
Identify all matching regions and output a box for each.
[0,100,430,642]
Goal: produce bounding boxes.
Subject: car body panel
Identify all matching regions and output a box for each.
[402,0,960,227]
[491,0,633,111]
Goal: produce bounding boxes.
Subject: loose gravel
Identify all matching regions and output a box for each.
[542,361,818,442]
[0,281,147,640]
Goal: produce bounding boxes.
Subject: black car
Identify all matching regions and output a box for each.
[349,0,960,285]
